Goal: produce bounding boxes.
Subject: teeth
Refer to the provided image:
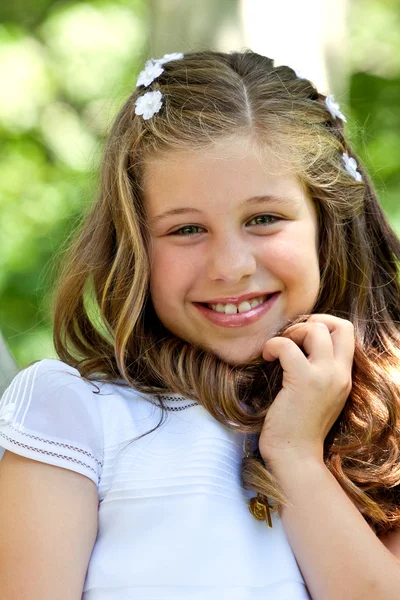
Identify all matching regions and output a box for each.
[238,301,251,313]
[209,295,266,314]
[224,303,238,314]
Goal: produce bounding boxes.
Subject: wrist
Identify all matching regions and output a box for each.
[261,442,325,473]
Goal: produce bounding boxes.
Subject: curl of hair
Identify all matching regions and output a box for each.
[52,50,400,536]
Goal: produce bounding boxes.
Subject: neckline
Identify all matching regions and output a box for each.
[151,392,199,408]
[105,379,199,407]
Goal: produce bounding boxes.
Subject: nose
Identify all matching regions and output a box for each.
[207,235,257,283]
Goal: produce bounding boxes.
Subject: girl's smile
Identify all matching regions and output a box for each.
[193,291,280,327]
[144,136,321,364]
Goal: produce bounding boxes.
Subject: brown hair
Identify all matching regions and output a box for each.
[52,50,400,536]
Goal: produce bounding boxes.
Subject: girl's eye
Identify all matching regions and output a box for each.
[169,225,203,236]
[169,215,279,236]
[247,214,278,226]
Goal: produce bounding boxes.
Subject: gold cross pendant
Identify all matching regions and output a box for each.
[249,494,276,528]
[244,435,277,528]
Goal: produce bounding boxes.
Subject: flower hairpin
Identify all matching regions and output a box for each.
[135,90,163,120]
[342,152,363,182]
[135,52,184,120]
[136,53,184,88]
[155,52,184,66]
[323,96,361,180]
[136,59,164,88]
[325,94,347,122]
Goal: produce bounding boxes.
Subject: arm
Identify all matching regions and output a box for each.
[0,450,99,599]
[267,451,400,600]
[260,314,400,600]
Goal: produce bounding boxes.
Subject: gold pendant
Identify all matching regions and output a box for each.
[249,494,274,528]
[244,434,277,528]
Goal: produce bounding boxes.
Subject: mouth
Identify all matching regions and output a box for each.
[202,293,271,315]
[193,292,280,328]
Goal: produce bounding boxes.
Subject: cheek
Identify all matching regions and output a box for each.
[262,236,320,289]
[262,238,317,270]
[149,243,198,307]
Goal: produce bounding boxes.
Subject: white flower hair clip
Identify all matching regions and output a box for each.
[135,52,184,120]
[136,52,184,88]
[155,52,184,65]
[135,90,163,120]
[136,59,164,88]
[325,95,347,122]
[342,152,363,182]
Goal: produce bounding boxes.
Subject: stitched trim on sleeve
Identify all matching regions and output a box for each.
[5,423,103,467]
[0,430,100,483]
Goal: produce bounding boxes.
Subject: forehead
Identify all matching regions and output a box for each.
[142,136,304,203]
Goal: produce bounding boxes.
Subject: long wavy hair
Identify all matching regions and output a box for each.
[51,50,400,536]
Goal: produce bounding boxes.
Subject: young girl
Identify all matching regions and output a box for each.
[1,49,400,599]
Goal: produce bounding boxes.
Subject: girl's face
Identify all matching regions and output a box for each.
[143,138,320,365]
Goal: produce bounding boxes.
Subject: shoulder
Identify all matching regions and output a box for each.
[1,357,91,402]
[0,358,104,488]
[1,358,104,436]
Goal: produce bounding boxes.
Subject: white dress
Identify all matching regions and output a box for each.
[0,358,311,599]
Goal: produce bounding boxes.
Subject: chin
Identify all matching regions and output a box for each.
[206,343,264,366]
[218,353,262,367]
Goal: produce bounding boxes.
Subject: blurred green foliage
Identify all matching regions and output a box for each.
[348,0,400,227]
[0,0,400,367]
[0,0,148,365]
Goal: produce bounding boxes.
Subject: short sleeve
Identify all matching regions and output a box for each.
[0,358,104,488]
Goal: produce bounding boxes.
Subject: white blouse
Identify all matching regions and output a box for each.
[0,358,310,599]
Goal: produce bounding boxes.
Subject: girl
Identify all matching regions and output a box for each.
[0,49,400,599]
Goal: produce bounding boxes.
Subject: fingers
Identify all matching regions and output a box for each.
[262,336,310,371]
[281,321,334,364]
[305,314,355,368]
[264,314,355,371]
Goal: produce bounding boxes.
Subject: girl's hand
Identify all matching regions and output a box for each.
[259,314,354,466]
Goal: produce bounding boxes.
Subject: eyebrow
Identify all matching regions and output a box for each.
[150,194,297,225]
